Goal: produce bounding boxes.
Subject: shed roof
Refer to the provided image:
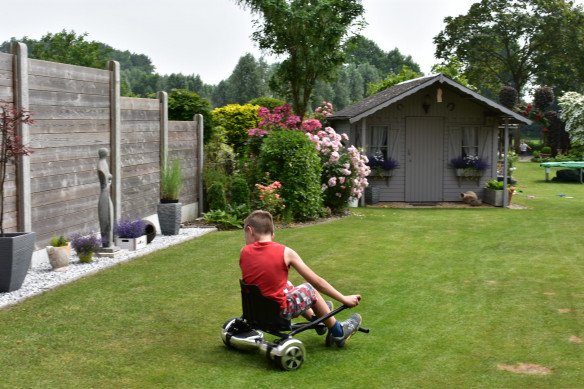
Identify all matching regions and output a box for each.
[329,73,531,125]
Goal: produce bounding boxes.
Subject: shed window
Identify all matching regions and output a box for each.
[462,127,479,157]
[370,125,389,158]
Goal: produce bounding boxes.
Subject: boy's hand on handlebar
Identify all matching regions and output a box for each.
[342,294,361,307]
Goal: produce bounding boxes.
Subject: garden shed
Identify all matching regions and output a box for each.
[329,74,531,203]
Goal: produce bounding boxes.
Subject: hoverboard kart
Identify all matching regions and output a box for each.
[221,280,369,371]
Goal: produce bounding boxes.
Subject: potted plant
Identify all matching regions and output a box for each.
[365,152,398,203]
[46,235,71,271]
[0,103,36,292]
[70,233,101,263]
[114,218,147,251]
[157,159,183,235]
[366,152,399,179]
[450,155,489,186]
[482,179,515,207]
[540,146,552,159]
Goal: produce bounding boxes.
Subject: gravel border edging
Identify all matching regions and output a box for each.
[0,227,216,310]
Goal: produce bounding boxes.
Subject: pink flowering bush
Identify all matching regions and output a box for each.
[254,180,286,219]
[307,126,369,213]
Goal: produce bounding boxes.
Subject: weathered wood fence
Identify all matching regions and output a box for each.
[0,43,203,249]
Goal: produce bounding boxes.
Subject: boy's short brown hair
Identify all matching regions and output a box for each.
[244,210,274,235]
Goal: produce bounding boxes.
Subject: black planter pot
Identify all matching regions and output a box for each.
[157,202,182,236]
[0,232,36,292]
[142,220,157,244]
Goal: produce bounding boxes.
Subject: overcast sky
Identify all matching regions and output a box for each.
[2,0,582,84]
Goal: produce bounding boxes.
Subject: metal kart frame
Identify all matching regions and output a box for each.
[221,280,369,370]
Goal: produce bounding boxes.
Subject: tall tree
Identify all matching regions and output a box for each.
[433,0,584,97]
[345,35,420,75]
[235,0,365,117]
[225,53,270,104]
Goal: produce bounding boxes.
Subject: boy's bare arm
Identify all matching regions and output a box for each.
[284,247,361,307]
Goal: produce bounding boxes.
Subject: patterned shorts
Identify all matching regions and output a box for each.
[280,281,317,320]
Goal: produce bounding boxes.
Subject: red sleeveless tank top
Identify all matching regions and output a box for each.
[239,241,288,309]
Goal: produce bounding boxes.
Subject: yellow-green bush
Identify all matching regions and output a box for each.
[211,104,261,154]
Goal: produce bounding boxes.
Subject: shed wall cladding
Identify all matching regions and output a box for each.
[353,85,498,202]
[28,59,111,244]
[0,53,17,231]
[168,121,198,205]
[120,97,160,219]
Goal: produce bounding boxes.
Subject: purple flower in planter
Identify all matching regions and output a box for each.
[114,219,146,239]
[70,233,102,255]
[450,155,489,171]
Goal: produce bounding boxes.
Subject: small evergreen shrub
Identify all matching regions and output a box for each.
[230,176,251,206]
[258,130,323,221]
[207,182,227,211]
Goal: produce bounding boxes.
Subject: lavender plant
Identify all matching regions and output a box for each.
[114,219,146,239]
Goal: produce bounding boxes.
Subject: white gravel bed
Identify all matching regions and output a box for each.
[0,227,216,310]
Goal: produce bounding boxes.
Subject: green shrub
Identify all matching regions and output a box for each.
[486,179,504,190]
[202,210,242,230]
[230,176,251,206]
[167,89,213,143]
[258,130,323,221]
[203,166,230,192]
[541,146,552,154]
[50,235,69,247]
[211,104,260,154]
[207,182,227,211]
[247,96,286,110]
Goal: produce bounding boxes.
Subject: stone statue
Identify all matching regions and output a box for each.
[97,148,114,248]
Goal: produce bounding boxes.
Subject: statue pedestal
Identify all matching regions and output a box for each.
[95,246,122,258]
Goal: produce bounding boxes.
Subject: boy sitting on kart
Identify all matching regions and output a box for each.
[240,210,362,347]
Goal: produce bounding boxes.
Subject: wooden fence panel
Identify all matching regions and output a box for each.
[28,61,111,246]
[169,121,198,205]
[120,96,161,219]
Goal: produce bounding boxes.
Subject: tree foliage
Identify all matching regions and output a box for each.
[368,65,422,95]
[433,0,584,97]
[167,89,213,142]
[236,0,365,117]
[558,91,584,146]
[0,30,112,69]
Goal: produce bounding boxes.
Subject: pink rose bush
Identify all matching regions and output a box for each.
[255,180,286,219]
[307,127,369,213]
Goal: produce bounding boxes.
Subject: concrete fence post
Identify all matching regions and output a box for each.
[158,91,168,171]
[108,60,122,223]
[12,42,32,232]
[195,114,204,216]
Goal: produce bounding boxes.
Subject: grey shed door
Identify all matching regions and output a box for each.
[405,117,444,202]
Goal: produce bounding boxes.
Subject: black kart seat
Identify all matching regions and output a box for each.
[240,280,291,333]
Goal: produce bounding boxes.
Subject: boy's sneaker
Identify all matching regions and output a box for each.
[325,313,362,347]
[314,301,334,335]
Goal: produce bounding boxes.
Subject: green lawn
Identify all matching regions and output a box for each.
[1,161,583,388]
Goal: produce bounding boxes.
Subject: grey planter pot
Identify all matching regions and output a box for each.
[157,202,182,235]
[0,232,36,292]
[365,186,380,204]
[482,188,507,207]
